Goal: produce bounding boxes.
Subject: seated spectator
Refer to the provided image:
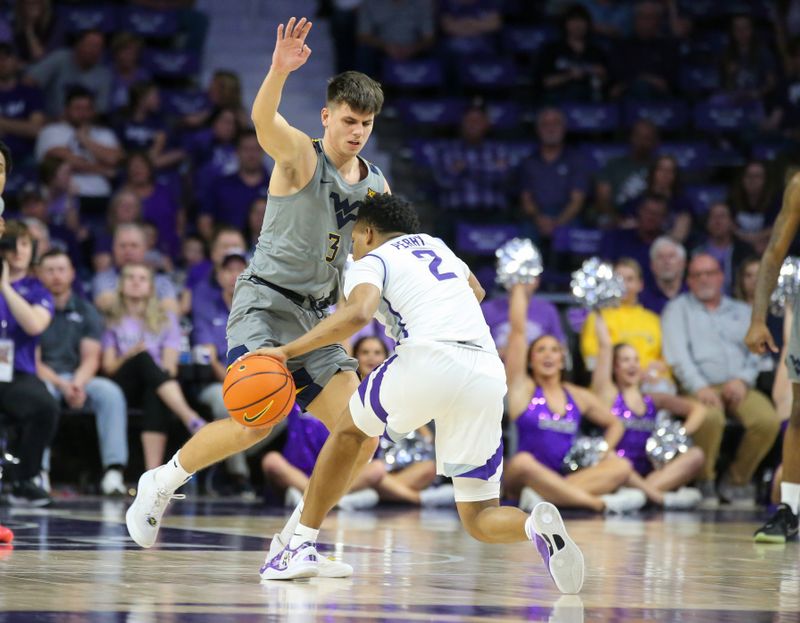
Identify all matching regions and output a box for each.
[12,0,61,65]
[0,219,58,506]
[121,152,182,261]
[183,70,249,130]
[662,253,781,506]
[17,187,83,268]
[245,197,267,250]
[594,119,659,226]
[610,0,677,99]
[198,130,269,239]
[590,313,705,508]
[187,107,241,208]
[118,81,184,171]
[36,249,128,495]
[0,44,45,166]
[35,86,123,201]
[600,193,668,287]
[502,283,645,513]
[692,202,755,295]
[26,29,112,116]
[179,234,207,282]
[180,225,246,315]
[92,190,143,273]
[621,155,692,243]
[580,258,671,391]
[640,235,687,314]
[519,108,590,246]
[356,0,435,77]
[718,13,777,103]
[730,160,780,254]
[537,4,610,102]
[433,103,514,212]
[92,223,178,314]
[109,32,150,112]
[39,155,80,230]
[763,37,800,142]
[439,0,503,49]
[191,250,261,495]
[480,277,565,359]
[101,263,206,470]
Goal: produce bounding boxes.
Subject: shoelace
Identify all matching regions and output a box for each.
[148,488,186,518]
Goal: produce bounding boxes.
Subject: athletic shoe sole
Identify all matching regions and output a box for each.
[126,472,156,548]
[260,562,319,581]
[531,502,585,594]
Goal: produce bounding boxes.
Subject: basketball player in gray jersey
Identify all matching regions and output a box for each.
[126,17,389,576]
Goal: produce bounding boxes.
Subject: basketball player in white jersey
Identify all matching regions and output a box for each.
[252,194,585,594]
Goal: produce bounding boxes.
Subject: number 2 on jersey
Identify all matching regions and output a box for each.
[412,250,457,281]
[326,233,341,263]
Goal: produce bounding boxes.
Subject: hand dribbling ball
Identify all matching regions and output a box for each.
[223,355,296,428]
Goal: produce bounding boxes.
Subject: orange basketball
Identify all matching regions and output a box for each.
[223,355,296,428]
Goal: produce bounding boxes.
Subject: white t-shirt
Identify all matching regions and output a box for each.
[35,122,119,197]
[344,233,496,352]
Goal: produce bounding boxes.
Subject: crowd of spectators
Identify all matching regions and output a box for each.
[0,0,795,512]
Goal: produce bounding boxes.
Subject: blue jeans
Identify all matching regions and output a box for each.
[46,374,128,469]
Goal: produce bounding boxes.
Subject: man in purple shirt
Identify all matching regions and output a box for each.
[198,130,270,240]
[639,235,688,315]
[519,108,590,242]
[180,226,246,315]
[480,276,565,358]
[0,220,59,507]
[0,44,45,162]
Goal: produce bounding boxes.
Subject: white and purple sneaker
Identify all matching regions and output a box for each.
[267,532,353,578]
[530,502,584,594]
[260,541,320,581]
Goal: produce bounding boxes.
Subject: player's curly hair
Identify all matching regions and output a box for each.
[357,193,420,235]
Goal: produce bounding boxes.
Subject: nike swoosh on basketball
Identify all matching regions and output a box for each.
[243,399,274,423]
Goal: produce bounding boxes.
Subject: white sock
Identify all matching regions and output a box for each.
[781,482,800,515]
[154,451,193,492]
[278,498,304,544]
[524,515,534,541]
[288,523,318,549]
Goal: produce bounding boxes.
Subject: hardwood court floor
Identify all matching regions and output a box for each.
[0,498,798,622]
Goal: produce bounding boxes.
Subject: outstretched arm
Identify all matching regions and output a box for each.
[251,17,316,171]
[590,312,614,397]
[746,173,800,354]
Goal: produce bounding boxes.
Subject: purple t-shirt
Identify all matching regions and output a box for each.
[0,276,54,374]
[200,170,270,230]
[600,228,658,288]
[191,280,228,364]
[117,114,166,152]
[519,148,590,218]
[141,184,181,259]
[101,312,181,367]
[639,282,687,315]
[0,82,44,156]
[480,295,565,350]
[185,260,213,290]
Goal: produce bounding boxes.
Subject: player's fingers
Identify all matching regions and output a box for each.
[767,335,779,353]
[285,16,296,37]
[294,17,307,37]
[299,20,312,43]
[302,44,312,57]
[276,23,283,43]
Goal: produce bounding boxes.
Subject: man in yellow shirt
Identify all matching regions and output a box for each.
[580,258,672,391]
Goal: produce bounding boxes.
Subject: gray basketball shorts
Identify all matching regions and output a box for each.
[788,294,800,382]
[225,276,358,409]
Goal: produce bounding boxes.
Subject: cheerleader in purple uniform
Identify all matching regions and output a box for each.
[591,314,706,508]
[504,284,646,513]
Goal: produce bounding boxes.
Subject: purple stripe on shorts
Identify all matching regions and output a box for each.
[459,440,504,480]
[357,375,369,406]
[369,354,397,423]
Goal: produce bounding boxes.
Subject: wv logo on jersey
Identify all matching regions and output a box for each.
[331,191,364,229]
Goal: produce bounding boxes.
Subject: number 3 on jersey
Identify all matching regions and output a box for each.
[326,233,341,263]
[412,249,457,281]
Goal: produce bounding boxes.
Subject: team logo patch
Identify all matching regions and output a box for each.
[367,188,377,197]
[330,191,363,229]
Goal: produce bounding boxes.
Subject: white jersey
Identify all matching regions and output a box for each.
[343,233,496,353]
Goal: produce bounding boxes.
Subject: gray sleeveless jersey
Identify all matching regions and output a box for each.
[247,139,386,303]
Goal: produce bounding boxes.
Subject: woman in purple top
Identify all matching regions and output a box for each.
[504,283,641,513]
[591,314,705,508]
[101,264,206,471]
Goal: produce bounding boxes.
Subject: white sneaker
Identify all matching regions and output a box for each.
[601,487,646,514]
[284,486,303,508]
[101,469,127,496]
[530,502,585,594]
[268,532,353,578]
[519,486,544,512]
[419,484,455,507]
[125,469,185,548]
[663,487,702,510]
[260,541,319,581]
[337,488,379,511]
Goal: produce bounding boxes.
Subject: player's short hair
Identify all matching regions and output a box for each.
[357,193,420,235]
[327,71,384,115]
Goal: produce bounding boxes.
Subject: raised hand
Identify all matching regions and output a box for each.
[272,17,312,74]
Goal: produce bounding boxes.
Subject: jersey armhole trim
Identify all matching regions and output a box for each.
[364,253,388,289]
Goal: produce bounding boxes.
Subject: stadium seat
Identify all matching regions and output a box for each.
[458,58,517,90]
[397,98,466,127]
[623,100,689,132]
[679,65,721,96]
[580,142,628,171]
[751,142,786,162]
[121,6,180,38]
[144,50,200,79]
[684,184,728,216]
[552,227,604,256]
[561,103,620,134]
[485,101,522,129]
[693,100,763,133]
[162,88,208,117]
[60,4,118,34]
[455,222,519,256]
[502,25,556,56]
[658,141,711,172]
[444,36,497,57]
[382,58,443,89]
